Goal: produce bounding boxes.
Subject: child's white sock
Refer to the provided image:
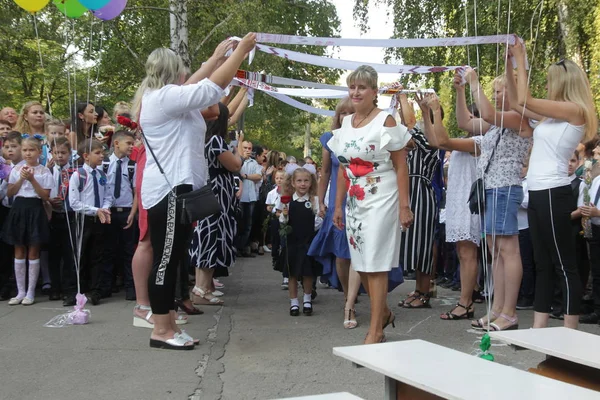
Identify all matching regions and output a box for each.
[26,259,40,300]
[303,293,312,303]
[14,259,26,299]
[290,298,299,308]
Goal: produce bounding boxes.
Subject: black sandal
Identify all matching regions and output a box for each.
[290,305,300,316]
[303,301,313,315]
[403,293,431,309]
[382,311,396,330]
[398,290,421,307]
[440,302,474,320]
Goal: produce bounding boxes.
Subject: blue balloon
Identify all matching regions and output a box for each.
[78,0,110,10]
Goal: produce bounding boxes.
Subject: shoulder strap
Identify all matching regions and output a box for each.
[77,167,87,192]
[484,128,505,174]
[127,159,135,189]
[102,160,110,174]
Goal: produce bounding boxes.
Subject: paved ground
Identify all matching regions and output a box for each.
[1,254,599,400]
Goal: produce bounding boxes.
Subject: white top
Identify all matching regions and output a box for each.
[588,175,600,226]
[69,163,113,216]
[265,187,281,214]
[276,192,323,230]
[518,178,529,230]
[8,163,53,198]
[333,339,600,400]
[106,153,135,208]
[140,78,224,209]
[490,327,600,370]
[240,158,263,203]
[472,126,531,189]
[527,119,585,191]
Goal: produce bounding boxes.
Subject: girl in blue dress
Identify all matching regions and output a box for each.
[308,98,362,329]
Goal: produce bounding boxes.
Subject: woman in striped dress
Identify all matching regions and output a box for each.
[398,93,441,308]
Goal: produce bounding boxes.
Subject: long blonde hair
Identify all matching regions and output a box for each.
[547,60,598,141]
[331,97,353,130]
[131,48,186,120]
[16,101,44,134]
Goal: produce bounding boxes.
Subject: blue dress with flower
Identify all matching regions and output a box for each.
[308,132,350,287]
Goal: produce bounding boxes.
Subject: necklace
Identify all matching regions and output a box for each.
[352,107,377,128]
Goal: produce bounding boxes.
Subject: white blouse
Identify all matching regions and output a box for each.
[8,163,53,198]
[140,78,224,209]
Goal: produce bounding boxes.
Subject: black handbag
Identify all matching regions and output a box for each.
[141,131,221,224]
[467,129,504,215]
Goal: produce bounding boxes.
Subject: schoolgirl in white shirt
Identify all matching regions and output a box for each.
[3,135,53,305]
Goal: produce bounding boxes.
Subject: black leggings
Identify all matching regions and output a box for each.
[147,185,193,315]
[528,185,581,315]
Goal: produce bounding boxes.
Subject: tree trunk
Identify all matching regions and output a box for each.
[169,0,190,67]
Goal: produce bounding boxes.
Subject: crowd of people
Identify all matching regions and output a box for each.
[1,35,599,349]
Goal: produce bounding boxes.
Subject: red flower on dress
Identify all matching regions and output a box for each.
[342,168,351,191]
[349,236,357,249]
[280,195,292,204]
[117,115,138,130]
[349,184,365,201]
[348,157,375,177]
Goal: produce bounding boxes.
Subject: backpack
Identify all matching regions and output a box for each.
[77,167,107,192]
[102,159,135,190]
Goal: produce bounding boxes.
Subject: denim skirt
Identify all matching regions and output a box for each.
[483,185,523,236]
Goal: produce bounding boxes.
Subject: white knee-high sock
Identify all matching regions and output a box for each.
[14,259,27,299]
[26,259,40,300]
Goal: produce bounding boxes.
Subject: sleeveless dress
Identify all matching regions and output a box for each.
[328,111,411,273]
[308,131,350,287]
[189,135,237,269]
[283,197,322,279]
[400,128,440,274]
[445,150,480,245]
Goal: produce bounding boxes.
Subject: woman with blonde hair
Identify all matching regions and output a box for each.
[309,97,362,329]
[132,33,257,350]
[510,41,598,329]
[330,66,413,343]
[15,101,46,135]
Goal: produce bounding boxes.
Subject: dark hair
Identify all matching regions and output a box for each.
[253,145,264,158]
[95,105,108,122]
[77,139,103,157]
[429,106,445,123]
[73,102,97,145]
[583,136,600,158]
[573,149,580,159]
[205,103,230,143]
[5,131,22,145]
[267,150,281,168]
[113,130,135,142]
[50,136,71,151]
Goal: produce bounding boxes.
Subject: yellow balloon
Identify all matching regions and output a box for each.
[14,0,50,12]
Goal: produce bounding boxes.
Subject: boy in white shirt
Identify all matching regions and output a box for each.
[579,168,600,324]
[266,170,285,287]
[67,139,112,306]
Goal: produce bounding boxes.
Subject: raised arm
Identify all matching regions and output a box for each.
[228,96,249,127]
[227,87,248,115]
[209,33,257,89]
[185,39,234,86]
[455,72,491,135]
[504,54,544,122]
[398,91,416,131]
[429,94,480,155]
[415,92,442,149]
[511,41,585,125]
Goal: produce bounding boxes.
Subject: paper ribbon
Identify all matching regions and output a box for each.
[254,33,518,48]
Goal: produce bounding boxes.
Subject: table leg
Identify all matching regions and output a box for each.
[384,376,397,400]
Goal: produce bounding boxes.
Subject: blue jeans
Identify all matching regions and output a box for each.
[237,201,255,251]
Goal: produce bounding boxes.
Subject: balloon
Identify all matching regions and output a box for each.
[13,0,50,12]
[77,0,110,10]
[93,0,127,21]
[53,0,87,18]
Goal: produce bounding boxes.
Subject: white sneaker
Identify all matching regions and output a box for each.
[22,297,35,306]
[263,245,272,253]
[281,278,289,290]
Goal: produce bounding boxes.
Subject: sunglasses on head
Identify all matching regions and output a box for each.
[556,59,567,71]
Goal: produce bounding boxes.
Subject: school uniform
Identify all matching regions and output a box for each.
[68,163,113,303]
[1,163,53,246]
[266,187,281,269]
[103,154,137,299]
[48,161,76,298]
[582,176,600,322]
[0,161,23,297]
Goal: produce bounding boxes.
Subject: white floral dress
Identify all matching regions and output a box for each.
[328,111,411,272]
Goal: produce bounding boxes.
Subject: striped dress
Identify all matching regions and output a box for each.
[400,127,441,274]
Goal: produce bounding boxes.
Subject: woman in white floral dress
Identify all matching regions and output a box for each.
[331,65,413,344]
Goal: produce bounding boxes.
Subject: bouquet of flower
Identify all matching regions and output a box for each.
[278,195,293,236]
[582,159,593,238]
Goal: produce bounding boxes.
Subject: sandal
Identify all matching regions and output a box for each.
[149,334,194,351]
[471,310,500,329]
[303,301,313,316]
[290,305,300,316]
[489,313,519,331]
[175,299,204,315]
[403,292,431,309]
[192,286,224,306]
[133,305,188,328]
[382,311,396,330]
[177,330,200,345]
[398,290,420,307]
[440,302,474,321]
[343,308,358,329]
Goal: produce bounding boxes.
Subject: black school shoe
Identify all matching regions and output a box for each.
[63,296,76,307]
[87,291,101,306]
[49,291,62,301]
[580,312,600,324]
[290,305,300,316]
[303,301,313,316]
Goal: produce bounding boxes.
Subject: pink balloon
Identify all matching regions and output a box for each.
[93,0,126,20]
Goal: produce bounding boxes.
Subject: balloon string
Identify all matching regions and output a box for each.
[32,13,52,115]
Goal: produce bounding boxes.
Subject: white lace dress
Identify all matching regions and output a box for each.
[445,151,481,245]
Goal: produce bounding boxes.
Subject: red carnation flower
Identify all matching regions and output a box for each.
[348,157,375,178]
[281,195,292,204]
[349,184,365,201]
[342,168,351,191]
[117,115,138,130]
[349,236,356,248]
